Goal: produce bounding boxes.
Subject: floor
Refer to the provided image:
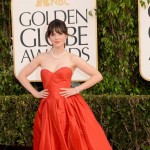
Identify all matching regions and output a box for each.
[0,145,32,150]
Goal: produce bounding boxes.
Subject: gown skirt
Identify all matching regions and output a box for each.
[33,67,112,150]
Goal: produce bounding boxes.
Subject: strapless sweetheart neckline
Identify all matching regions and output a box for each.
[41,66,73,74]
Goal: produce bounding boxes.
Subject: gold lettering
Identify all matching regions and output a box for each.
[51,0,58,5]
[36,0,70,6]
[36,0,49,6]
[36,0,42,6]
[43,0,50,6]
[58,0,64,5]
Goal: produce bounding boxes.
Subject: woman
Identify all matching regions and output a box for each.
[17,19,112,150]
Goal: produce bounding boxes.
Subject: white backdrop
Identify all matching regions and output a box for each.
[139,2,150,81]
[11,0,97,81]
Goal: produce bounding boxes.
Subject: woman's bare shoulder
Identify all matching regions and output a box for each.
[38,52,49,57]
[68,52,80,60]
[35,52,49,60]
[67,52,85,68]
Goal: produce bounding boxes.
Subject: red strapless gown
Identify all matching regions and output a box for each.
[33,67,112,150]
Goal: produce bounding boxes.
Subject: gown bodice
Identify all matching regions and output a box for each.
[41,67,72,95]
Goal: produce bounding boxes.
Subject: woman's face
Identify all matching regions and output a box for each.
[49,30,67,48]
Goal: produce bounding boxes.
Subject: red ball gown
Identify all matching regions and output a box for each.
[33,67,112,150]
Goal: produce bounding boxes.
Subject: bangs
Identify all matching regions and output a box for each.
[51,26,64,35]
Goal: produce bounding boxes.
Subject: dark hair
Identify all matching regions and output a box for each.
[46,19,68,39]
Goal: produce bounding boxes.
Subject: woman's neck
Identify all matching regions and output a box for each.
[52,47,65,54]
[50,47,66,59]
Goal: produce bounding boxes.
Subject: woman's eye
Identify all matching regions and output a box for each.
[50,32,63,36]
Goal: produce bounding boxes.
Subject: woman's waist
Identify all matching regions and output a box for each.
[45,85,70,93]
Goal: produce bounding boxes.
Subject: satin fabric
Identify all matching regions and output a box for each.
[33,67,112,150]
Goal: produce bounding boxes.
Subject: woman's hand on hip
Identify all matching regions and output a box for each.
[59,87,79,98]
[33,89,49,98]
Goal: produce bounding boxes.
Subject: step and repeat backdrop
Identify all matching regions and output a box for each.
[11,0,97,81]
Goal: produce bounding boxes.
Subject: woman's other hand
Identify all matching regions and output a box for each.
[33,89,49,98]
[59,87,79,97]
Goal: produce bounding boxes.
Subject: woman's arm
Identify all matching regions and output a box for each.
[60,54,103,97]
[72,55,103,93]
[17,55,49,98]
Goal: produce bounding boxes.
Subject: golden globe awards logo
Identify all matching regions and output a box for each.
[12,0,97,81]
[19,9,90,63]
[35,0,70,7]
